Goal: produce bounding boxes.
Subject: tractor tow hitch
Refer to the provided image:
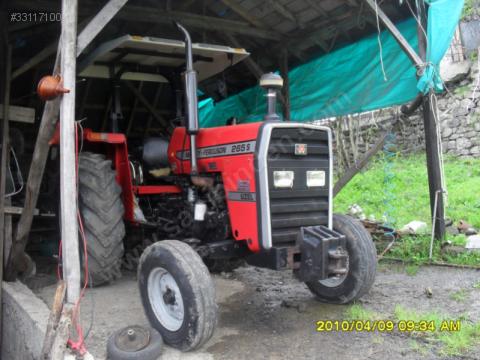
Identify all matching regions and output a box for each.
[295,226,348,282]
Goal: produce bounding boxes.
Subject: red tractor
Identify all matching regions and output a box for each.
[65,24,376,351]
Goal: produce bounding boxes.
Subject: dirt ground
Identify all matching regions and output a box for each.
[33,262,480,360]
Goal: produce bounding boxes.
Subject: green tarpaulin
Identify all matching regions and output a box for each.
[200,1,464,127]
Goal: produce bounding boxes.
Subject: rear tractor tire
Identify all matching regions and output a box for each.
[78,152,125,286]
[305,214,377,304]
[138,240,217,351]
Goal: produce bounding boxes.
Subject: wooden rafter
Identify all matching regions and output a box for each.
[266,0,304,28]
[15,0,282,40]
[219,0,266,29]
[304,0,352,42]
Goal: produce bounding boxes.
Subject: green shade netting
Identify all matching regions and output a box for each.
[417,0,465,94]
[200,1,464,128]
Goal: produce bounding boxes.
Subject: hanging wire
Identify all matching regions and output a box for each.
[374,0,388,81]
[5,147,24,198]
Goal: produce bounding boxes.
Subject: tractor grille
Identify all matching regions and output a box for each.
[267,127,330,246]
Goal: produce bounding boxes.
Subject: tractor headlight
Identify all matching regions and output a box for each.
[306,170,325,187]
[273,171,294,188]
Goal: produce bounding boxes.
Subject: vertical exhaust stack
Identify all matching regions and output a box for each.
[175,22,199,175]
[259,73,284,121]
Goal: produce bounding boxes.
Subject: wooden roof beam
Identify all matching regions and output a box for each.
[12,0,127,79]
[219,0,266,29]
[265,0,305,29]
[15,0,282,40]
[304,0,352,42]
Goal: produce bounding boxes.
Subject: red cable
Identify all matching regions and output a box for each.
[66,122,89,355]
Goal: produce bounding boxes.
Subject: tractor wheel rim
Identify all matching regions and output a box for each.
[148,267,184,331]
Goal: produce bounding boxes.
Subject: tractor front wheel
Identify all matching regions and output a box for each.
[305,214,377,304]
[78,152,125,286]
[138,240,217,351]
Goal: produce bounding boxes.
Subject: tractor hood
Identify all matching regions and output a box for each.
[78,35,249,83]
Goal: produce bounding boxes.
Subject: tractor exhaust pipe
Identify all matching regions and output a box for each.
[175,22,199,175]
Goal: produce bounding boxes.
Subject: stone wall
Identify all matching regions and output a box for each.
[324,59,480,171]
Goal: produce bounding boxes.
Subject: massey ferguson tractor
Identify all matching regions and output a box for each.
[62,23,376,351]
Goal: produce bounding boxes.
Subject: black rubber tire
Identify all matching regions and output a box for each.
[78,152,125,286]
[106,326,163,360]
[138,240,217,351]
[306,214,377,304]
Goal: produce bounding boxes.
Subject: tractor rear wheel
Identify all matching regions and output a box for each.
[305,214,377,304]
[138,240,217,351]
[78,152,125,286]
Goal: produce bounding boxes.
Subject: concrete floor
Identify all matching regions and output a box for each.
[33,263,480,360]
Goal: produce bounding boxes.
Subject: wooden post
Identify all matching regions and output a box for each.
[40,281,66,359]
[0,38,12,350]
[59,0,80,304]
[333,132,387,196]
[279,49,290,120]
[5,0,128,282]
[76,0,129,55]
[417,3,446,240]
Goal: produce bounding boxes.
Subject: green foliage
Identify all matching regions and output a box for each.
[469,50,479,62]
[450,289,468,302]
[438,322,480,356]
[394,305,480,356]
[406,264,419,276]
[394,305,445,328]
[344,304,379,321]
[462,0,477,19]
[454,85,471,97]
[334,154,480,265]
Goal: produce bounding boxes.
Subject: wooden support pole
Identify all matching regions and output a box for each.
[76,0,129,55]
[0,38,12,350]
[417,3,445,240]
[59,0,80,304]
[40,281,66,359]
[4,96,61,281]
[333,132,387,197]
[49,306,72,360]
[279,49,290,121]
[126,81,143,136]
[12,0,128,80]
[6,0,127,282]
